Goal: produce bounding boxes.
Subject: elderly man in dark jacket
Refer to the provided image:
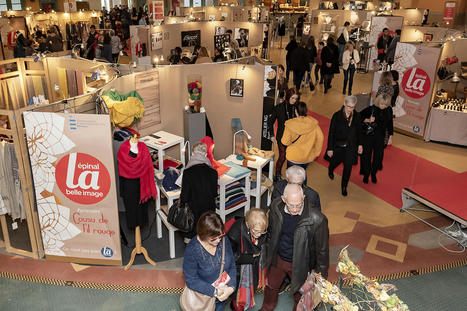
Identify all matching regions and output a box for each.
[260,184,329,311]
[271,165,321,210]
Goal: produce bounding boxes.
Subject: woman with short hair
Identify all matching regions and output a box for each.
[182,211,237,311]
[227,208,268,311]
[360,93,393,184]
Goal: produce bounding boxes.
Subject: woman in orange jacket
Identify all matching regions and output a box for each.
[281,101,324,185]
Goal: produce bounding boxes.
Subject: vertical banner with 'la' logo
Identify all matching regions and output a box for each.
[372,43,441,137]
[24,112,121,265]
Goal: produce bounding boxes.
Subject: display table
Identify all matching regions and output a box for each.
[424,108,467,146]
[141,131,185,172]
[217,165,251,222]
[155,183,181,259]
[224,154,274,209]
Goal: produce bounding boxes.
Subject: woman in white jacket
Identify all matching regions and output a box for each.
[342,41,360,95]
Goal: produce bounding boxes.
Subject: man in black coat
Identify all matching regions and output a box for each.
[321,36,340,94]
[290,40,311,91]
[285,35,298,83]
[180,142,218,240]
[326,96,363,196]
[260,184,329,311]
[271,165,321,210]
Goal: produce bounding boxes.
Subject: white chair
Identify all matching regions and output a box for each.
[155,183,181,259]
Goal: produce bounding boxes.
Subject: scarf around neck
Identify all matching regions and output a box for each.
[117,140,157,203]
[185,153,212,169]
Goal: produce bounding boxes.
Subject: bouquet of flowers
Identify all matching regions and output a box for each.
[187,81,202,112]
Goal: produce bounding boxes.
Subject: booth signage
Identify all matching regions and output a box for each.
[181,30,201,47]
[368,16,404,70]
[261,65,278,150]
[443,2,456,23]
[389,43,441,137]
[24,112,122,265]
[151,0,164,22]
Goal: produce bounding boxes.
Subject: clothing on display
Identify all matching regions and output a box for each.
[102,90,145,128]
[0,141,26,220]
[117,140,157,204]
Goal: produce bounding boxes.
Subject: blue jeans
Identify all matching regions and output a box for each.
[293,70,305,91]
[343,65,356,93]
[303,63,314,84]
[287,161,309,185]
[338,43,345,65]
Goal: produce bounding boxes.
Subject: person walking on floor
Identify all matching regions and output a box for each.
[377,28,393,64]
[227,208,268,311]
[360,93,393,184]
[326,96,363,196]
[290,41,310,92]
[321,36,339,94]
[269,88,300,181]
[271,165,321,210]
[337,21,350,65]
[342,41,360,95]
[315,41,324,85]
[259,183,329,311]
[281,102,324,185]
[285,35,298,83]
[110,30,121,63]
[304,36,317,91]
[182,212,236,311]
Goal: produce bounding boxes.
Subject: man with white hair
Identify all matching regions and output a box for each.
[260,184,329,311]
[271,165,321,210]
[326,95,363,196]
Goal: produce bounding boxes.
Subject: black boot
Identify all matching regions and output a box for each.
[363,175,369,184]
[341,184,348,196]
[328,168,334,180]
[371,173,377,184]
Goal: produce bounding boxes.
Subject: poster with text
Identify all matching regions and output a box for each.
[261,65,278,151]
[373,43,441,137]
[24,112,122,265]
[181,30,201,47]
[367,16,404,70]
[151,0,164,22]
[135,70,162,135]
[151,32,163,51]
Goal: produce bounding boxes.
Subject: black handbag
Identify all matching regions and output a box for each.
[167,200,194,232]
[363,106,377,136]
[337,33,346,45]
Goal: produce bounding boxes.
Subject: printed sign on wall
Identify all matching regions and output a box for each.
[443,2,456,23]
[151,32,163,50]
[261,65,278,151]
[372,43,441,137]
[181,30,201,47]
[367,16,404,70]
[24,112,122,265]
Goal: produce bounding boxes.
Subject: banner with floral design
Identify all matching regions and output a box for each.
[24,112,122,265]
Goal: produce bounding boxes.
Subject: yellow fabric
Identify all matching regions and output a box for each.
[102,95,145,128]
[281,116,324,163]
[57,68,69,99]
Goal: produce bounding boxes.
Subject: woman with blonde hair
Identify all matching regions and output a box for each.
[360,93,393,184]
[342,41,360,95]
[372,71,394,100]
[227,208,268,311]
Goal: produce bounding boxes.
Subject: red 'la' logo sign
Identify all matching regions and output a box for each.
[401,67,431,99]
[55,153,111,205]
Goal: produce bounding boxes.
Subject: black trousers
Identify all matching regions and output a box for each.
[328,146,354,187]
[324,73,334,91]
[361,135,384,177]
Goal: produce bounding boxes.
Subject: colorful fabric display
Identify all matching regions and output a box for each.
[201,136,230,177]
[102,90,145,127]
[223,161,251,178]
[117,140,157,203]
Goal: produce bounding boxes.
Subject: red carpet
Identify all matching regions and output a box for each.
[310,112,462,209]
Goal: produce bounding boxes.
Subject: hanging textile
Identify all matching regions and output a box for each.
[101,90,145,128]
[57,68,69,99]
[76,71,84,95]
[0,141,25,220]
[66,69,78,98]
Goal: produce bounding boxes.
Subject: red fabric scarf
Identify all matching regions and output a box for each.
[117,140,157,203]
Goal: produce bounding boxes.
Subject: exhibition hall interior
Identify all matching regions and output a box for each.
[0,0,466,310]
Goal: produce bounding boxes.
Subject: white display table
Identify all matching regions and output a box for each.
[141,131,185,172]
[224,154,274,209]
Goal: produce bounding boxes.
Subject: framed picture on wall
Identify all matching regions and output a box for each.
[230,79,244,97]
[234,28,249,47]
[151,32,163,50]
[424,33,433,41]
[181,30,201,47]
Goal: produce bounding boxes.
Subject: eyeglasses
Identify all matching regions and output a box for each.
[209,233,225,242]
[286,201,304,211]
[250,228,266,236]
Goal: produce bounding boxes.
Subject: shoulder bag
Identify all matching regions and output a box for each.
[363,106,377,136]
[180,238,226,311]
[167,200,194,232]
